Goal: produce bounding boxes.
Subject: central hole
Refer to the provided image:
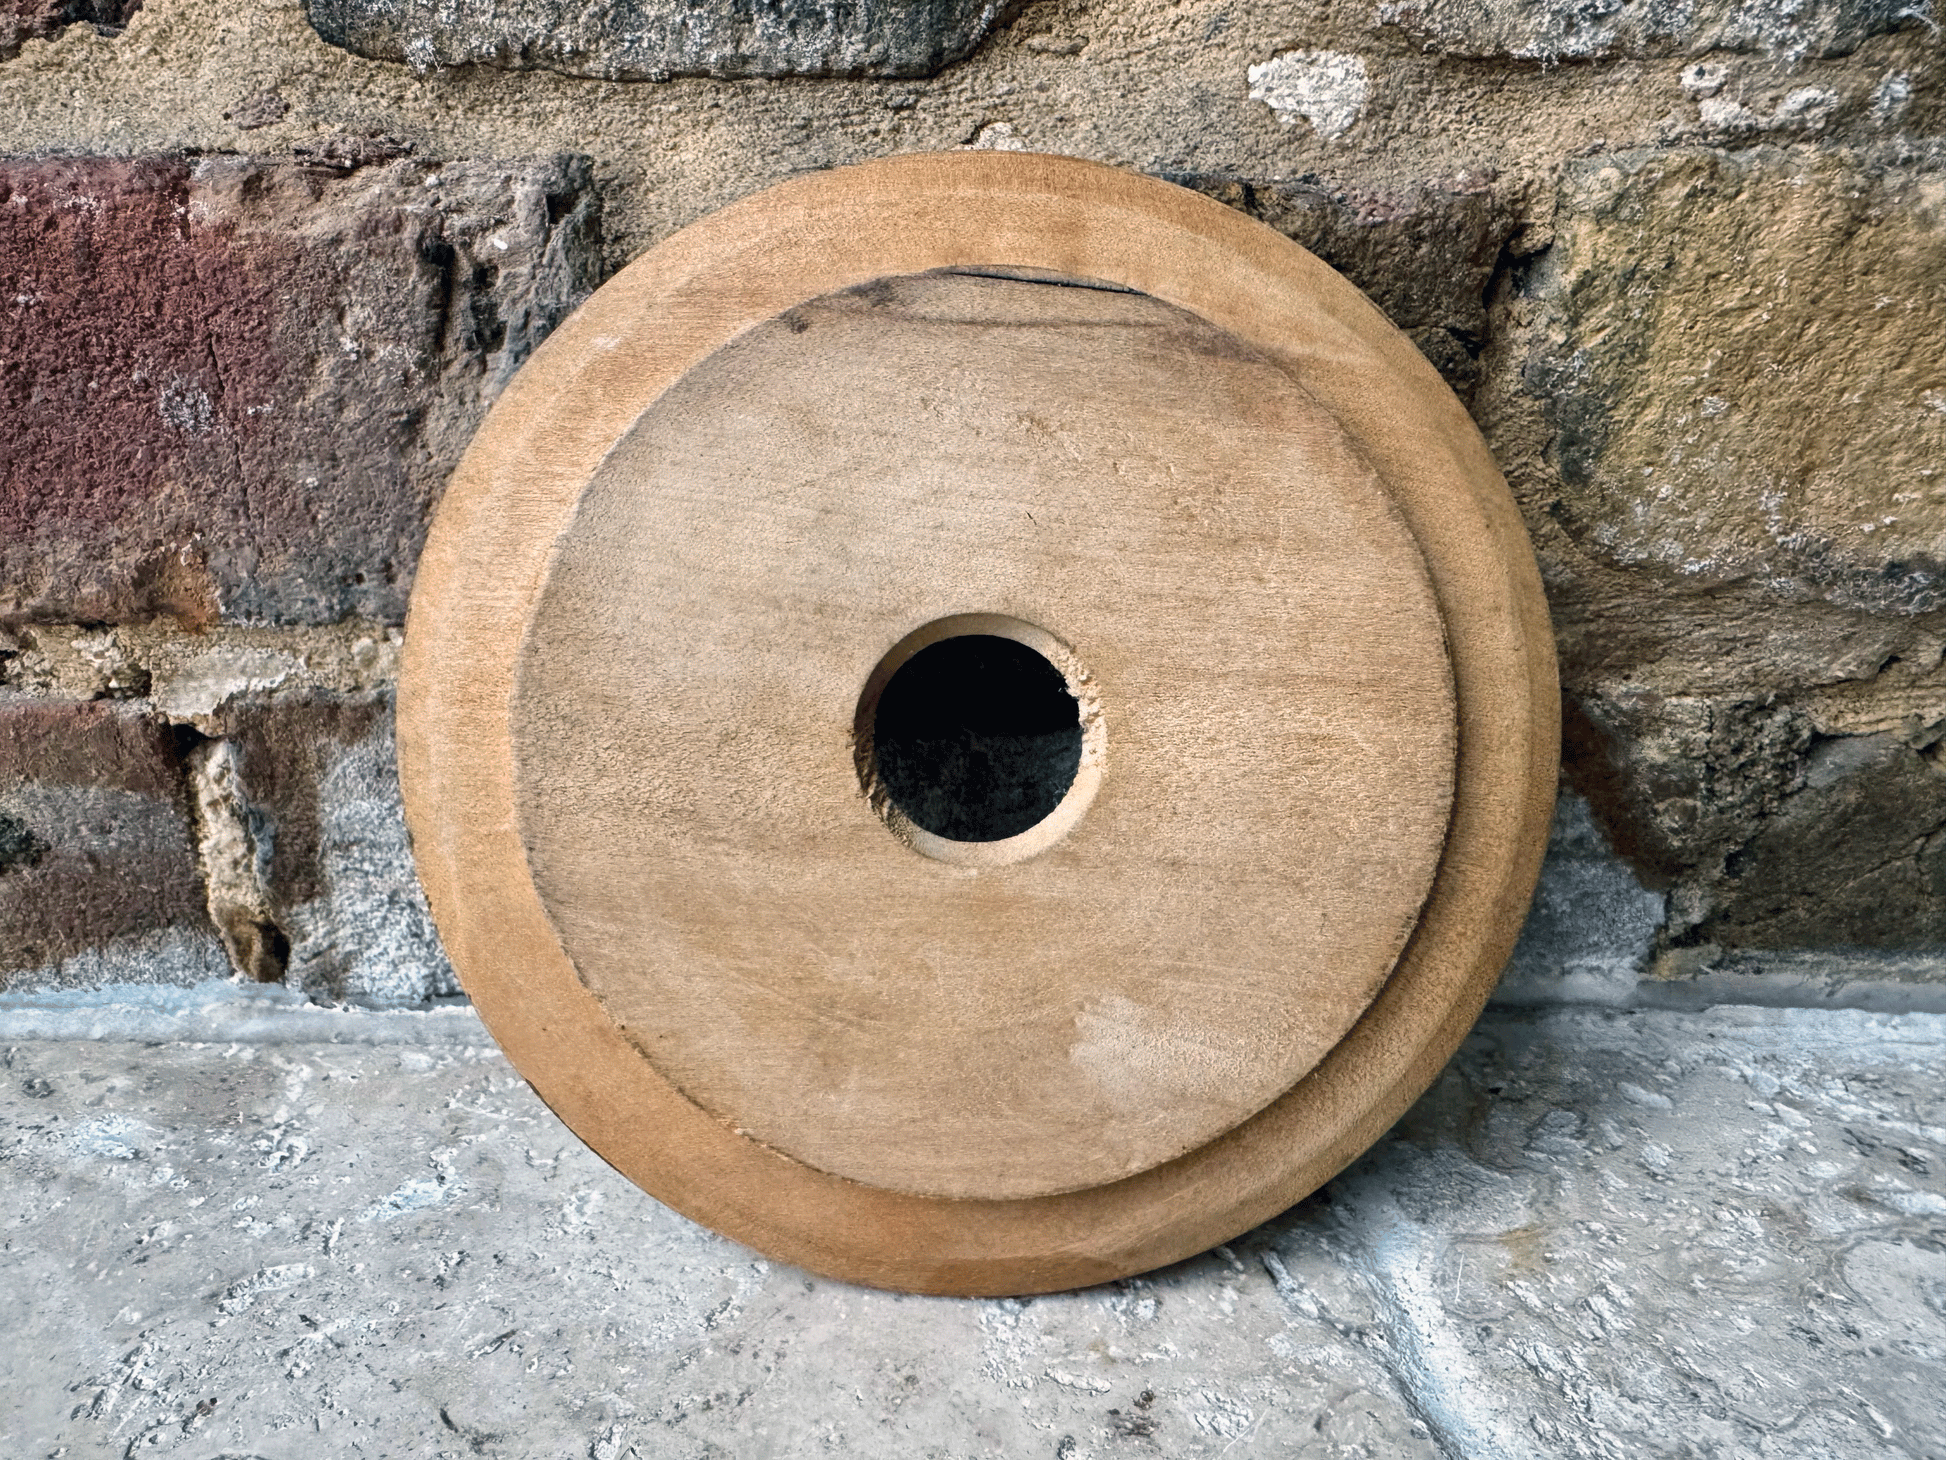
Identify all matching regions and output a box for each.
[871,634,1084,843]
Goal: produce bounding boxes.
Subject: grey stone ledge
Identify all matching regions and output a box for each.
[1374,0,1937,63]
[305,0,1007,80]
[0,977,490,1044]
[6,1002,1944,1456]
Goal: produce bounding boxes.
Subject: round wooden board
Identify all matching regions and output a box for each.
[399,152,1558,1296]
[514,268,1456,1200]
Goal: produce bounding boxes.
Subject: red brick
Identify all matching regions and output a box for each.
[0,698,210,978]
[0,152,600,626]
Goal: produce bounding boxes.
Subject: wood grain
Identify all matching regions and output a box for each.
[510,270,1455,1200]
[398,151,1558,1295]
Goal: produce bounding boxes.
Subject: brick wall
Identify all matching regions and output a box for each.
[2,0,1940,1002]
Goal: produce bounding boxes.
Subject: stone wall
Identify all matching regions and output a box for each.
[1,0,1940,1003]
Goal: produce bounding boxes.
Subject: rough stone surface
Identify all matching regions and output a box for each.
[1376,0,1935,62]
[306,0,1006,81]
[1693,731,1946,945]
[0,624,453,1003]
[3,31,1945,1449]
[0,620,402,718]
[214,693,456,1006]
[1487,142,1946,955]
[186,736,287,985]
[4,1002,1943,1456]
[1170,171,1522,401]
[1526,145,1946,618]
[0,697,223,986]
[165,689,455,1005]
[1495,790,1946,1010]
[0,152,601,627]
[1,0,1944,969]
[1496,791,1668,1004]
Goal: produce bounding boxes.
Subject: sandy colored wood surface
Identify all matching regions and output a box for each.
[399,151,1557,1294]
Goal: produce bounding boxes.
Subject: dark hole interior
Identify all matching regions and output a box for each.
[871,634,1084,843]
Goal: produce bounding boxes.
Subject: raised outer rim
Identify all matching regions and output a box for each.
[398,151,1559,1298]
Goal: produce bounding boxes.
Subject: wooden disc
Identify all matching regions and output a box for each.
[399,153,1558,1294]
[511,270,1455,1200]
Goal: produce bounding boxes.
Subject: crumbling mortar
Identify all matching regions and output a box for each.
[185,736,289,984]
[0,620,402,729]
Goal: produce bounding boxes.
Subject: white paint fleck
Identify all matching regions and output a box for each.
[1681,63,1728,98]
[157,376,213,434]
[1874,72,1913,123]
[560,1189,605,1227]
[1699,87,1837,132]
[360,1174,452,1221]
[1187,1389,1254,1438]
[217,1262,314,1314]
[1774,87,1839,125]
[1046,1369,1112,1393]
[1882,1189,1946,1216]
[1619,1081,1676,1111]
[965,120,1026,151]
[67,1115,148,1161]
[153,647,297,720]
[1246,50,1370,141]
